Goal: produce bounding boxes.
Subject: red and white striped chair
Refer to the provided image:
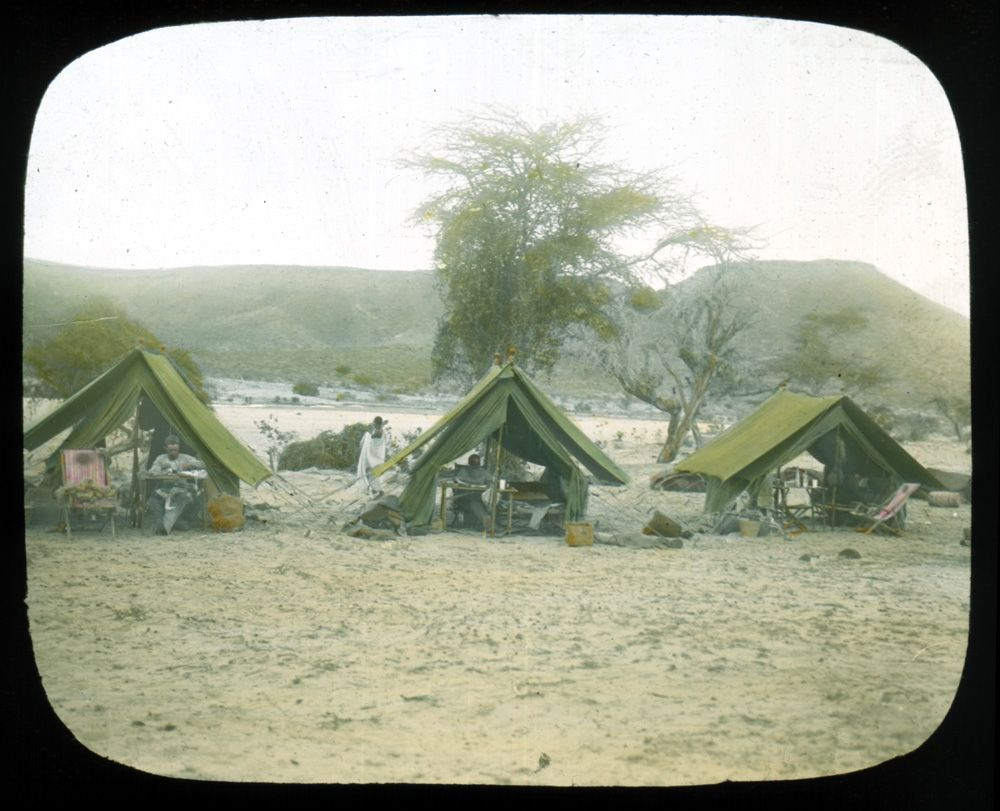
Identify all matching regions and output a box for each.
[58,449,118,538]
[850,482,920,536]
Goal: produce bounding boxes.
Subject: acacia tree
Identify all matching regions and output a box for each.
[404,111,755,381]
[579,264,755,463]
[931,394,971,442]
[780,309,885,396]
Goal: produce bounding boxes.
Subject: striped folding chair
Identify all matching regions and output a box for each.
[850,483,920,536]
[58,449,118,538]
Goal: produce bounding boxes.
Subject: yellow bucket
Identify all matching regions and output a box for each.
[565,521,594,546]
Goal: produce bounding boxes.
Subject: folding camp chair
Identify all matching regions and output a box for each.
[850,483,920,536]
[778,480,825,534]
[57,449,118,538]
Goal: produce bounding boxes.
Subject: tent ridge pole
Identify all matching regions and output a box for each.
[128,398,142,527]
[489,423,505,538]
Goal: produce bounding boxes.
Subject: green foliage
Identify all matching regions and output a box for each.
[629,286,662,312]
[782,309,885,395]
[255,416,298,470]
[23,297,208,401]
[292,382,320,397]
[278,422,370,471]
[404,110,753,380]
[194,346,432,391]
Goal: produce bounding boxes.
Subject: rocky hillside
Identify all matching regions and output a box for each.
[22,260,441,351]
[666,259,970,403]
[23,258,969,408]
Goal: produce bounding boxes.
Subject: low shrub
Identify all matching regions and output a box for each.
[292,382,320,397]
[278,422,370,471]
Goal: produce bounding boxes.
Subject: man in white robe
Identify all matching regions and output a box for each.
[357,416,392,494]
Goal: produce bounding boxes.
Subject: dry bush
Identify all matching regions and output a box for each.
[278,422,370,471]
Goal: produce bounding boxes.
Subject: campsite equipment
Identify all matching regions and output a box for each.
[926,491,964,508]
[850,482,920,535]
[56,449,117,538]
[23,348,272,526]
[673,391,945,522]
[564,521,594,546]
[738,518,761,537]
[643,511,683,537]
[348,494,407,536]
[371,359,628,533]
[208,494,246,532]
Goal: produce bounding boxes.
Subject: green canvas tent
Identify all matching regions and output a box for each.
[372,362,629,526]
[23,348,272,497]
[673,390,945,514]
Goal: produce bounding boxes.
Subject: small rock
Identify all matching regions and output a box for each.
[839,548,861,559]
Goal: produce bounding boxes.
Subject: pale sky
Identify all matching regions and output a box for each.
[23,15,970,316]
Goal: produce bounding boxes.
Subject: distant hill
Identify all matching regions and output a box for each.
[22,257,969,408]
[22,259,442,351]
[668,259,971,404]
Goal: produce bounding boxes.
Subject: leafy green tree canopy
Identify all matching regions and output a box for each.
[782,309,885,395]
[23,297,208,401]
[404,110,755,380]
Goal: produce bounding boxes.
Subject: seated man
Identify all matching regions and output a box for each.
[452,453,493,529]
[142,434,206,535]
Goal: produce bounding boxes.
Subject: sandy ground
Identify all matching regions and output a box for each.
[23,404,973,786]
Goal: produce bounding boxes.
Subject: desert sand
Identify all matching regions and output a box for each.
[23,402,972,786]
